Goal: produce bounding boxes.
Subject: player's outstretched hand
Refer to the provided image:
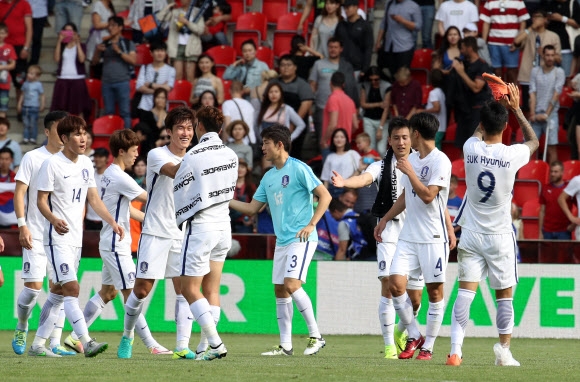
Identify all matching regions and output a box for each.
[296,223,315,242]
[52,218,69,235]
[374,219,386,243]
[395,157,412,175]
[113,224,125,241]
[331,170,345,188]
[502,83,520,110]
[19,225,33,250]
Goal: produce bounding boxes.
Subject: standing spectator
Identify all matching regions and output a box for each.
[463,23,491,66]
[451,36,491,148]
[29,0,47,66]
[272,55,315,159]
[222,80,256,144]
[201,1,230,48]
[480,0,529,84]
[135,41,176,114]
[529,45,565,165]
[416,0,435,49]
[54,0,83,35]
[321,72,358,153]
[432,26,463,74]
[310,0,341,59]
[375,0,422,80]
[223,39,269,97]
[298,0,326,33]
[559,173,580,240]
[0,23,16,119]
[540,161,574,240]
[86,0,115,79]
[190,54,224,105]
[159,0,205,83]
[225,120,253,170]
[230,157,256,233]
[250,69,278,111]
[334,0,373,77]
[360,66,391,156]
[256,82,305,143]
[92,16,137,129]
[0,117,22,170]
[545,0,580,77]
[514,9,561,111]
[51,23,92,120]
[417,68,446,149]
[84,147,109,231]
[321,128,361,197]
[291,34,323,81]
[17,65,44,145]
[127,0,168,44]
[388,67,423,120]
[193,89,218,110]
[435,0,479,37]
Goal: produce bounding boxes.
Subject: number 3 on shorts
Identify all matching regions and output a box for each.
[290,255,298,268]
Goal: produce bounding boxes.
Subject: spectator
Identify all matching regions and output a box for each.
[225,120,253,170]
[310,0,341,58]
[150,88,168,131]
[451,36,491,148]
[0,146,15,182]
[0,147,15,228]
[54,0,83,36]
[256,82,305,142]
[463,23,491,66]
[130,156,147,256]
[17,65,44,145]
[335,207,372,261]
[51,23,92,121]
[480,0,529,84]
[92,16,137,129]
[352,133,380,213]
[155,127,171,147]
[201,1,230,48]
[127,0,169,43]
[29,0,48,66]
[0,117,22,170]
[375,0,422,80]
[86,0,115,79]
[334,0,374,76]
[190,53,224,105]
[84,129,95,161]
[432,26,463,74]
[339,187,358,209]
[272,54,315,159]
[545,0,580,77]
[132,122,155,156]
[131,156,147,189]
[321,128,361,197]
[416,0,435,49]
[135,41,176,115]
[529,45,565,165]
[514,9,561,111]
[447,174,463,236]
[322,72,358,154]
[0,23,15,120]
[355,132,381,161]
[540,161,574,239]
[230,157,256,233]
[388,66,422,120]
[250,69,278,111]
[84,147,109,230]
[417,68,446,150]
[314,197,345,261]
[193,89,218,110]
[559,173,580,240]
[435,0,479,37]
[298,0,326,33]
[291,34,323,81]
[360,66,391,156]
[223,39,269,97]
[159,0,205,83]
[222,80,256,144]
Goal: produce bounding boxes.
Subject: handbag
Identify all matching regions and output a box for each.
[138,14,158,39]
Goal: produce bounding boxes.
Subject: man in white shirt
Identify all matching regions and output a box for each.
[34,115,124,357]
[84,148,109,231]
[436,0,479,37]
[221,80,256,144]
[447,84,538,366]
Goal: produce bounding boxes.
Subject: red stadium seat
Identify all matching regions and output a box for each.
[513,179,542,206]
[563,160,580,182]
[451,159,465,178]
[135,44,152,66]
[168,80,192,108]
[228,0,247,24]
[85,78,102,123]
[410,48,433,85]
[421,84,432,106]
[521,198,541,218]
[256,46,274,69]
[273,13,304,58]
[522,217,540,239]
[455,177,466,198]
[232,13,268,56]
[445,123,457,141]
[129,79,136,99]
[262,2,291,24]
[518,160,549,184]
[93,115,124,136]
[205,45,237,78]
[223,79,232,100]
[277,12,302,30]
[559,86,574,109]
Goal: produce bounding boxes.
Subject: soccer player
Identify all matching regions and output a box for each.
[230,124,332,356]
[35,115,124,357]
[64,130,171,355]
[12,111,76,356]
[375,112,456,361]
[118,107,195,359]
[173,106,239,360]
[447,84,539,366]
[330,117,424,359]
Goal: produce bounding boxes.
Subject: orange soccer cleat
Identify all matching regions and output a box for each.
[446,353,463,366]
[483,73,509,101]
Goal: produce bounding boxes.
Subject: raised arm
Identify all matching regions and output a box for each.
[503,83,539,154]
[331,169,374,189]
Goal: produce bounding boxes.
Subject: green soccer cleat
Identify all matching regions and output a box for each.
[52,345,76,356]
[394,326,408,355]
[384,344,397,359]
[12,329,27,355]
[117,336,134,359]
[173,348,195,360]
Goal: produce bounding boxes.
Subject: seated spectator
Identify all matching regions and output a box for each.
[540,161,574,240]
[339,187,358,210]
[135,41,176,116]
[86,0,115,79]
[83,129,95,163]
[190,54,224,105]
[223,39,269,98]
[222,80,256,144]
[225,120,253,170]
[84,147,109,230]
[201,1,231,48]
[558,173,580,240]
[321,72,358,154]
[291,35,323,81]
[416,69,446,150]
[0,146,16,228]
[447,174,463,237]
[336,208,373,261]
[0,147,15,182]
[435,0,479,37]
[155,127,171,147]
[351,133,380,213]
[0,117,22,170]
[250,69,278,112]
[314,197,346,261]
[355,133,381,161]
[256,82,305,142]
[463,23,491,66]
[321,128,361,197]
[150,88,168,132]
[310,0,341,59]
[132,122,155,157]
[388,66,422,120]
[127,0,169,43]
[131,156,147,189]
[230,157,256,233]
[360,66,391,156]
[193,89,218,110]
[51,23,91,121]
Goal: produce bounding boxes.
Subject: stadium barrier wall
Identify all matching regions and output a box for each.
[1,257,578,338]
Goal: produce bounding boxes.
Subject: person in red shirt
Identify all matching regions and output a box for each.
[0,23,16,118]
[388,66,422,120]
[355,132,381,160]
[321,71,358,153]
[539,161,574,240]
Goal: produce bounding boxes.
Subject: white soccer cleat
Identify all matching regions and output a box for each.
[261,345,294,356]
[28,345,62,357]
[304,337,326,355]
[197,343,227,361]
[149,345,173,355]
[493,343,520,366]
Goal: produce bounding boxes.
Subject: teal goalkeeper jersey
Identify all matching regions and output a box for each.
[254,157,321,246]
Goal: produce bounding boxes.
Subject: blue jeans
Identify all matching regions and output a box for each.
[22,106,39,141]
[102,81,131,129]
[542,231,571,240]
[420,5,435,49]
[54,0,84,35]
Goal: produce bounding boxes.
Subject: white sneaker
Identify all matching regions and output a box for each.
[304,337,325,355]
[493,343,520,366]
[28,345,61,357]
[261,345,293,356]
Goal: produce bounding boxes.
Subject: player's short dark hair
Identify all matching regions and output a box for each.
[480,101,508,135]
[241,39,256,50]
[150,40,167,52]
[290,34,306,54]
[109,129,140,157]
[550,160,564,169]
[327,36,342,46]
[329,197,347,213]
[409,112,438,141]
[93,147,110,158]
[0,146,14,159]
[431,69,444,88]
[0,117,9,129]
[388,116,410,137]
[329,128,351,152]
[543,44,556,54]
[108,16,124,27]
[58,115,86,140]
[461,36,478,52]
[330,71,345,88]
[196,106,223,133]
[165,106,195,132]
[44,111,69,130]
[261,124,291,152]
[532,8,547,18]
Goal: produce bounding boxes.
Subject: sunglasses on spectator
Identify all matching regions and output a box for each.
[160,135,170,140]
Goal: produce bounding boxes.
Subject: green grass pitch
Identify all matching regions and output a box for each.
[0,331,578,381]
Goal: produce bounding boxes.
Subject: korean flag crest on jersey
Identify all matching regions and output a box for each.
[281,175,290,188]
[82,168,89,183]
[60,263,69,275]
[420,166,429,180]
[23,262,30,273]
[140,262,148,273]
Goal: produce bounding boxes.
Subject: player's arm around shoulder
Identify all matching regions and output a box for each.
[160,161,181,179]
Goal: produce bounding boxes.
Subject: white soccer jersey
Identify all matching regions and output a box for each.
[364,155,406,243]
[399,148,451,244]
[456,137,530,234]
[142,146,182,239]
[99,164,144,253]
[14,146,54,241]
[37,152,96,246]
[563,176,580,215]
[85,171,104,221]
